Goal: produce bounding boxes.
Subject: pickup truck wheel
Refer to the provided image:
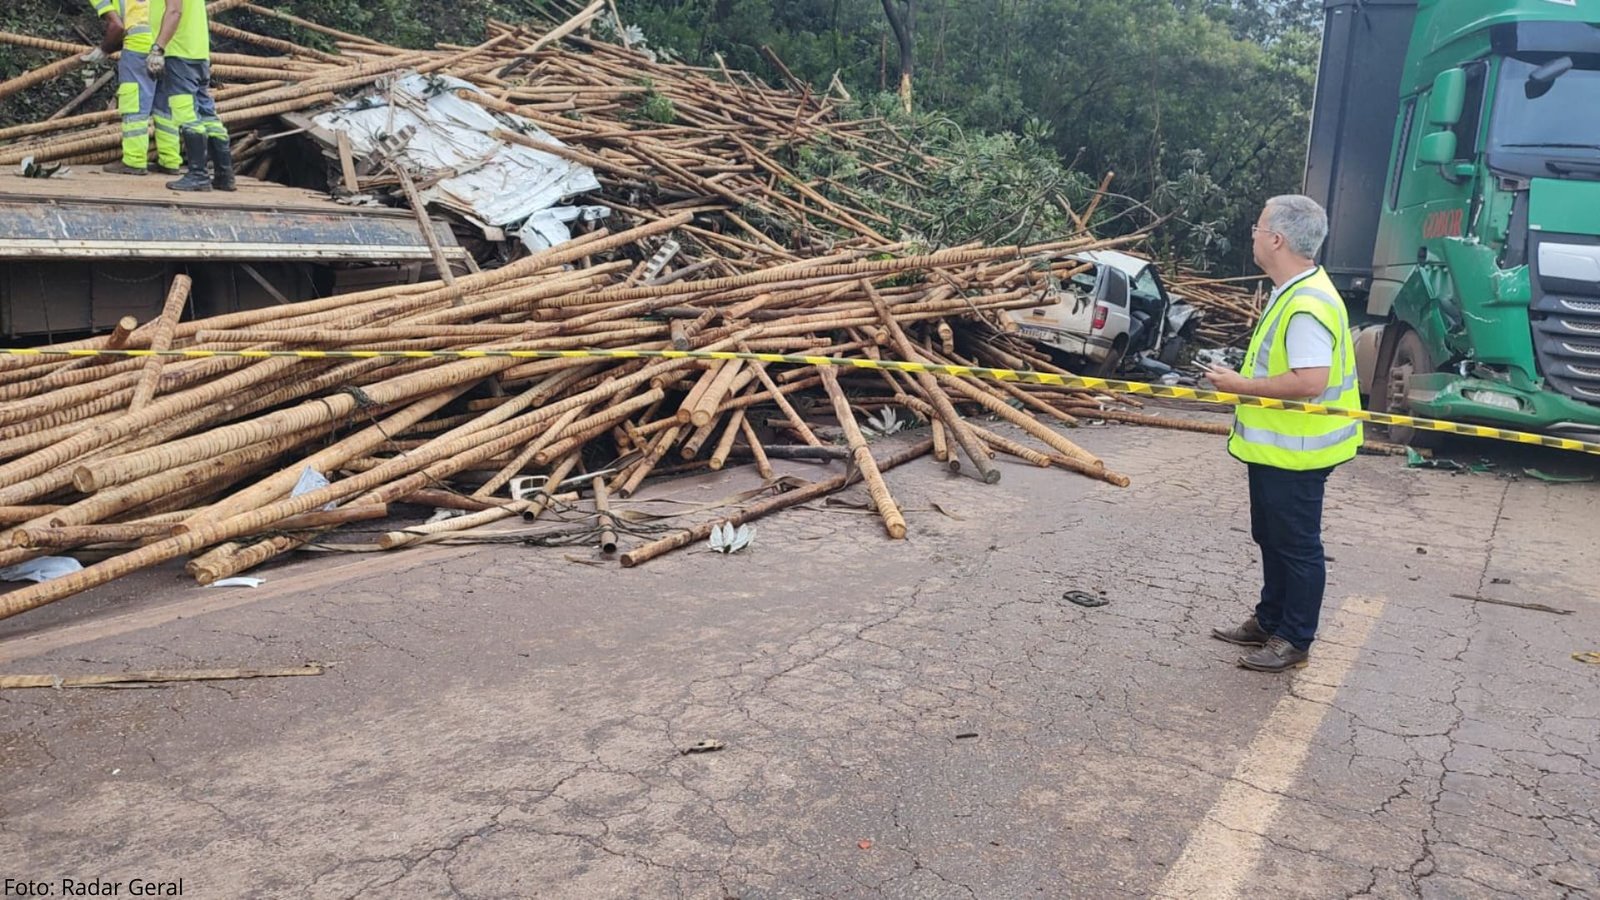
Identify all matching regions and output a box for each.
[1091,340,1126,378]
[1379,328,1444,449]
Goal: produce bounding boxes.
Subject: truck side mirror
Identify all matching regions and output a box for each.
[1418,130,1457,165]
[1428,68,1466,126]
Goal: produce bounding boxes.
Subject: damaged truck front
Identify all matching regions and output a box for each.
[1308,0,1600,444]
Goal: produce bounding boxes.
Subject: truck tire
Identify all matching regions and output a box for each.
[1377,327,1444,449]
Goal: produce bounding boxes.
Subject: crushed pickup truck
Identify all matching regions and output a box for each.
[1009,250,1201,376]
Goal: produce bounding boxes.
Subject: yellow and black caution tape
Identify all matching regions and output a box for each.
[6,345,1600,456]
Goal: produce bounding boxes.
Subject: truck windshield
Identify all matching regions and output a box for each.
[1489,59,1600,168]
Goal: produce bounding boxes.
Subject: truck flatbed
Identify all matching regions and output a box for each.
[0,171,464,262]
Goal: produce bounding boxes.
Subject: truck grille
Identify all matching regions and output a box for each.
[1531,235,1600,406]
[1554,318,1600,335]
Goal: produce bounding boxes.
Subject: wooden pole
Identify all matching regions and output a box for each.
[817,367,905,539]
[127,275,192,414]
[391,163,457,287]
[864,285,1000,484]
[0,52,84,103]
[591,473,618,554]
[739,418,774,481]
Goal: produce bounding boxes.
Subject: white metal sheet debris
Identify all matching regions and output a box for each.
[313,72,604,247]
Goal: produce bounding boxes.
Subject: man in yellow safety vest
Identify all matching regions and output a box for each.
[1203,194,1362,672]
[148,0,234,192]
[85,0,179,175]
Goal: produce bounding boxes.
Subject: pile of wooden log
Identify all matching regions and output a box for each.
[0,3,1192,622]
[0,0,963,256]
[1168,272,1268,347]
[0,209,1149,620]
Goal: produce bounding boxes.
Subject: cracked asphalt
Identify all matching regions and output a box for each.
[1,411,1597,899]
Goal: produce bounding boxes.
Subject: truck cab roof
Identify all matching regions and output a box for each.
[1407,0,1600,94]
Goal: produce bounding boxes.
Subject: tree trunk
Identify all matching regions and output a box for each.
[880,0,914,112]
[879,32,887,92]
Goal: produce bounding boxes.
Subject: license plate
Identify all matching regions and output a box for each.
[1018,326,1056,342]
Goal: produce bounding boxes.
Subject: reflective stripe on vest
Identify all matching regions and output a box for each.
[1228,268,1363,471]
[119,0,154,52]
[88,1,152,48]
[1232,421,1360,453]
[1317,371,1359,404]
[1249,281,1340,377]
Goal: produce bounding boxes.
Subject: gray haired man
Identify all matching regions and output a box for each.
[1203,195,1363,672]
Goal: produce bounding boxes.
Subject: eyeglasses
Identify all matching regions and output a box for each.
[1251,225,1283,239]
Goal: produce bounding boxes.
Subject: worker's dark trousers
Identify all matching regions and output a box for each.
[1247,463,1333,651]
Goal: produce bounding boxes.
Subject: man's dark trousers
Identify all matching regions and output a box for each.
[1247,462,1332,651]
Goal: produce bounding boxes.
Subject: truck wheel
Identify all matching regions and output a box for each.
[1378,327,1444,449]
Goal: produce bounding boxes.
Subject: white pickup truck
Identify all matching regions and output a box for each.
[1009,250,1199,376]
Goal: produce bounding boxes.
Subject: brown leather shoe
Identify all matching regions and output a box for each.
[1238,636,1309,672]
[1211,616,1270,647]
[102,160,147,176]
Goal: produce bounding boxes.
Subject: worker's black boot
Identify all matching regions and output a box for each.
[207,135,235,192]
[1238,636,1310,673]
[166,130,212,192]
[1211,616,1270,647]
[101,160,147,176]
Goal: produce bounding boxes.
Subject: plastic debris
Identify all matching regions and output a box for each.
[0,556,83,583]
[681,739,725,755]
[21,156,67,179]
[1063,590,1110,608]
[1523,467,1595,484]
[291,466,338,510]
[1405,449,1466,471]
[207,577,265,588]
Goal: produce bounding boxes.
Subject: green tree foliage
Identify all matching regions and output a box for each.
[1,0,1322,273]
[623,0,1321,271]
[783,94,1099,248]
[0,1,108,126]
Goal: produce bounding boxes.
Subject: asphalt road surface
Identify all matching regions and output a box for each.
[2,413,1596,899]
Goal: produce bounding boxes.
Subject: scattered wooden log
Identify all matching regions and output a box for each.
[0,5,1186,623]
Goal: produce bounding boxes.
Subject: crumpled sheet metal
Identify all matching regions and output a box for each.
[313,72,604,246]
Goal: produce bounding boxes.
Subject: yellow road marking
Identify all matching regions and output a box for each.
[1156,595,1387,899]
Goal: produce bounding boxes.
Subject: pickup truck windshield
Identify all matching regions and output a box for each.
[1489,59,1600,178]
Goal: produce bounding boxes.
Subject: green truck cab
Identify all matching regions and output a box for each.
[1307,0,1600,443]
